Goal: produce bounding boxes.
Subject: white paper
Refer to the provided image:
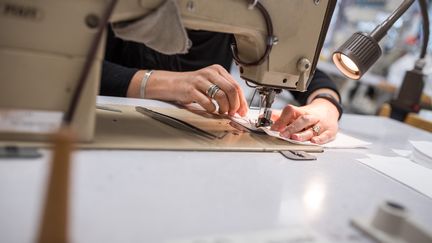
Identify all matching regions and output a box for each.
[232,112,370,149]
[410,141,432,170]
[392,149,412,157]
[358,154,432,199]
[410,141,432,159]
[261,127,370,149]
[319,132,371,149]
[411,150,432,170]
[391,142,432,170]
[167,228,330,243]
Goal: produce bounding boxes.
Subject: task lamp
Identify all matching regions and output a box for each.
[333,0,430,121]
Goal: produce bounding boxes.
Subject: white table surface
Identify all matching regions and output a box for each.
[1,96,432,243]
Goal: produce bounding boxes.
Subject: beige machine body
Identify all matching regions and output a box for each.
[0,0,336,141]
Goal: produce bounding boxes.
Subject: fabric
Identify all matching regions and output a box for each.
[111,0,190,55]
[101,26,340,106]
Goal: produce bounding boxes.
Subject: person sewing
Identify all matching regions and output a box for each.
[101,27,342,144]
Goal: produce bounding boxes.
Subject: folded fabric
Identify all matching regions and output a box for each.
[111,0,191,54]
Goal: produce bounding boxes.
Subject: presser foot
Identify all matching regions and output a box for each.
[255,87,281,128]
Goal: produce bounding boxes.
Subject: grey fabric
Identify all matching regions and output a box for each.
[111,0,191,55]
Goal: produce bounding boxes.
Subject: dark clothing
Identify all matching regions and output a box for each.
[101,27,339,105]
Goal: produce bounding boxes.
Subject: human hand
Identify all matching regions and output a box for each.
[144,65,248,116]
[270,98,340,144]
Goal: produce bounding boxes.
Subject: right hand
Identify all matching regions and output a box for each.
[141,64,248,116]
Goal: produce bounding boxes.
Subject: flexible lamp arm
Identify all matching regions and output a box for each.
[371,0,429,60]
[373,0,430,65]
[417,0,429,61]
[370,0,415,41]
[369,0,430,57]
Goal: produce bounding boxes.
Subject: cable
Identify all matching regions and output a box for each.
[231,0,275,66]
[64,0,118,124]
[417,0,429,59]
[245,79,258,88]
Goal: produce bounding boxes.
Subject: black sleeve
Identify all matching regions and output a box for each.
[100,60,138,97]
[290,69,340,105]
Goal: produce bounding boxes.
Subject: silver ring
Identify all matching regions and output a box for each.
[312,125,321,135]
[206,84,220,99]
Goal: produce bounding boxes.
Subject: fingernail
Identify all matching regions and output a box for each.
[291,134,301,140]
[312,138,320,144]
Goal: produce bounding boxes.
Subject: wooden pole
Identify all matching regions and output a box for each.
[37,128,74,243]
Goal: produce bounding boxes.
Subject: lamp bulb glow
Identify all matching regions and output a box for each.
[340,54,359,72]
[332,52,361,80]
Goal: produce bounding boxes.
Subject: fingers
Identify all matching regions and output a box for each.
[290,129,315,142]
[212,89,230,114]
[271,110,282,121]
[269,100,340,144]
[194,79,230,114]
[212,65,249,116]
[191,90,216,113]
[292,127,335,144]
[233,86,248,116]
[311,130,335,144]
[204,68,240,116]
[280,114,319,138]
[271,105,299,131]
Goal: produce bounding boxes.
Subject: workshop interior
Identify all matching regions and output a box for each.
[1,1,432,243]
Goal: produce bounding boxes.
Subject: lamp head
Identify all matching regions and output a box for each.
[332,32,382,80]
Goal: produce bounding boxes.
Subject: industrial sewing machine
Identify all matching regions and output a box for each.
[0,0,336,141]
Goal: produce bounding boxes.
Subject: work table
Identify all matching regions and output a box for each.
[1,96,431,243]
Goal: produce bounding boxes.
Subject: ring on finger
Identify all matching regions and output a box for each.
[312,124,321,136]
[206,84,220,99]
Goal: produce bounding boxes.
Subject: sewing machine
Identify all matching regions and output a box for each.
[0,0,336,141]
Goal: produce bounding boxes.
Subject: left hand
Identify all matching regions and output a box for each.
[270,98,340,144]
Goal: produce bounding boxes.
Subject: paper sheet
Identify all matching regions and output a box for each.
[392,141,432,169]
[392,149,412,157]
[410,141,432,159]
[358,154,432,199]
[410,141,432,169]
[231,111,370,149]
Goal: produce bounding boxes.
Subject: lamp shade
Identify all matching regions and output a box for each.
[333,32,382,80]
